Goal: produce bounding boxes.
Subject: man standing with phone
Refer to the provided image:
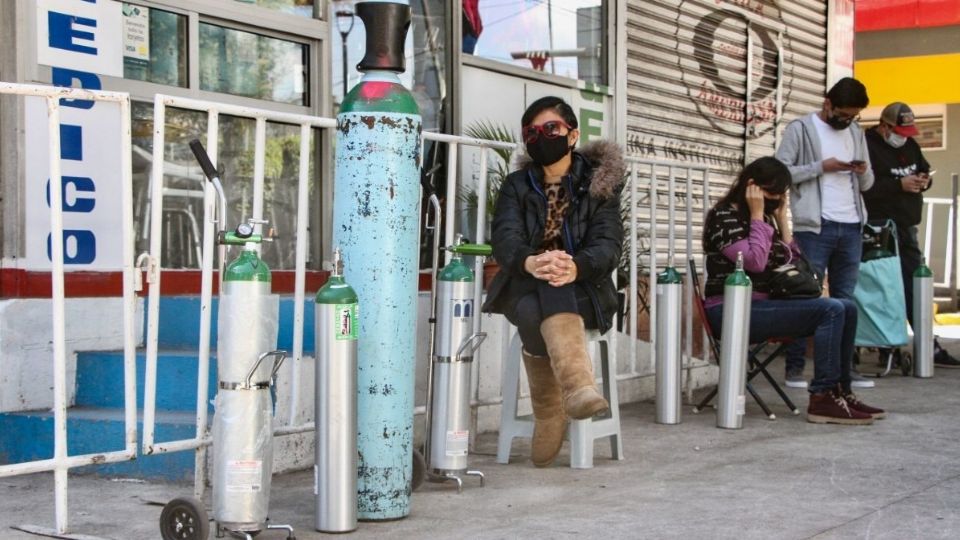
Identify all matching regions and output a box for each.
[864,102,960,368]
[775,77,876,389]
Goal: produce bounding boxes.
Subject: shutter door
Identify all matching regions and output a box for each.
[624,0,828,271]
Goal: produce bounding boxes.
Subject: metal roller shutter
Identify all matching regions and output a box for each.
[624,0,828,270]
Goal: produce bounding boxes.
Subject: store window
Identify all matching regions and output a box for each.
[130,102,320,270]
[122,4,188,87]
[234,0,316,17]
[464,0,607,84]
[199,23,310,105]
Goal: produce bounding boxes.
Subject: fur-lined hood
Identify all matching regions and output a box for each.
[514,139,626,200]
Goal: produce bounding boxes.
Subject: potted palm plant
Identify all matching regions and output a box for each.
[458,120,517,287]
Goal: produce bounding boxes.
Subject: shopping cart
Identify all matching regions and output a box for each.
[853,219,912,376]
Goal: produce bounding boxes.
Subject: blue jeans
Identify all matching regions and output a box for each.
[707,297,856,393]
[784,219,863,374]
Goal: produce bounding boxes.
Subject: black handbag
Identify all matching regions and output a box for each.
[768,254,823,299]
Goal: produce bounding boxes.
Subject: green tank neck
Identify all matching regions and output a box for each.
[439,255,474,282]
[726,253,751,286]
[340,71,420,115]
[315,275,358,304]
[224,248,271,283]
[657,266,682,284]
[914,262,933,278]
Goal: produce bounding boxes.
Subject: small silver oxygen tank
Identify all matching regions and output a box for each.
[913,257,934,378]
[717,252,752,429]
[314,248,358,532]
[655,265,683,424]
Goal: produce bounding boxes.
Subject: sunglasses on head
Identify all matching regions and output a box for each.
[522,120,571,144]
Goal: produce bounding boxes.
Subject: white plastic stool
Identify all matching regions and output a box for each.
[496,329,623,469]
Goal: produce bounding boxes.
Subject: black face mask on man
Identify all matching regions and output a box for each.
[526,136,572,167]
[826,114,853,130]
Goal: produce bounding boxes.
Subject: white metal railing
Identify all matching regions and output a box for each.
[622,157,713,399]
[138,100,518,497]
[921,174,960,304]
[141,95,336,499]
[0,83,138,536]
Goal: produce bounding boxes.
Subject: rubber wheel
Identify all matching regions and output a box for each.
[412,448,426,492]
[159,497,209,540]
[901,351,913,376]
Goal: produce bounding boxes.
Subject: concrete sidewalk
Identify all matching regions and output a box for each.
[3,351,959,540]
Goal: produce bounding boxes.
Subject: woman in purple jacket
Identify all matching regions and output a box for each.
[703,157,885,425]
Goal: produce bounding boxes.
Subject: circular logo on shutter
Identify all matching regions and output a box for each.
[679,1,792,139]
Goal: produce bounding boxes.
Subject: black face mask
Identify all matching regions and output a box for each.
[526,136,571,167]
[826,114,853,130]
[764,198,782,214]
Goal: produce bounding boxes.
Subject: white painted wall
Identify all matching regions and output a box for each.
[0,297,144,412]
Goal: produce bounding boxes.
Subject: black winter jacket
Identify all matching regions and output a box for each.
[863,126,931,228]
[481,140,626,333]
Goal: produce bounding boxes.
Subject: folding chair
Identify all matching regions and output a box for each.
[688,259,800,420]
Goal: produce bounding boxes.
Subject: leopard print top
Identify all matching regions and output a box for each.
[540,182,570,252]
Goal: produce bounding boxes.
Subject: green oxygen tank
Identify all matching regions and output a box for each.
[314,248,359,532]
[717,252,753,429]
[655,265,683,425]
[913,257,934,378]
[213,221,284,533]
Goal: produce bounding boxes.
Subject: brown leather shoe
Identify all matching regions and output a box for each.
[540,313,609,420]
[522,350,567,467]
[842,390,887,419]
[807,389,874,425]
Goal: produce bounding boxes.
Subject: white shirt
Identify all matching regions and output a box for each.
[812,114,860,223]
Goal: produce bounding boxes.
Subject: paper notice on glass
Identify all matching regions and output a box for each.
[122,4,150,65]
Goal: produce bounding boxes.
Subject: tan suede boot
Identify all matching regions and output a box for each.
[541,313,610,419]
[522,350,567,467]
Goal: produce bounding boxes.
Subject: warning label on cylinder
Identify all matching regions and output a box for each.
[335,303,358,341]
[226,460,262,492]
[445,430,469,456]
[736,395,746,415]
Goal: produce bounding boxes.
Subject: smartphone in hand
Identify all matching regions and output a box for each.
[849,160,865,166]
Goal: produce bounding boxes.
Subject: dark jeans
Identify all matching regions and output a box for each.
[897,225,922,328]
[707,297,856,394]
[504,282,598,356]
[785,219,863,374]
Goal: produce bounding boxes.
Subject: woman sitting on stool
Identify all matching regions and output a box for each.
[703,156,885,425]
[482,96,625,467]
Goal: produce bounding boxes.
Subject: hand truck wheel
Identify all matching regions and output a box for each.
[159,497,209,540]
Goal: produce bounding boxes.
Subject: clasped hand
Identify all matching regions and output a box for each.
[525,250,577,287]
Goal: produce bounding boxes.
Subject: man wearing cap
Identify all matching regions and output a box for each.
[864,102,960,368]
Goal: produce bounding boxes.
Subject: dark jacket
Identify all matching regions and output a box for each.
[481,140,626,333]
[863,126,931,228]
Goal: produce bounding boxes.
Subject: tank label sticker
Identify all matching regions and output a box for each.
[335,303,359,341]
[736,395,746,415]
[445,430,469,457]
[226,459,262,492]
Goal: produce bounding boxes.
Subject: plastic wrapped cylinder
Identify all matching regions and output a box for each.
[217,283,279,383]
[212,282,279,530]
[212,389,274,531]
